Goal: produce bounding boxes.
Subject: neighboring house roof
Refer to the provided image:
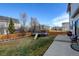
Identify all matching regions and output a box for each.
[0,16,19,23]
[62,22,69,25]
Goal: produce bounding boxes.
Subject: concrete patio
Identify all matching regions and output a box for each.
[44,35,79,56]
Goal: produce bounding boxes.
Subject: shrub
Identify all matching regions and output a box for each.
[8,18,15,34]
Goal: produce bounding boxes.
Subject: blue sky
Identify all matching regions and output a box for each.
[0,3,69,27]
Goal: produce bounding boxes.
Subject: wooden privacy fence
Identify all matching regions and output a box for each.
[0,31,67,40]
[48,31,67,35]
[0,32,32,40]
[0,34,17,39]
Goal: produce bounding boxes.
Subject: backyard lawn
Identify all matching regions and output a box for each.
[0,35,55,56]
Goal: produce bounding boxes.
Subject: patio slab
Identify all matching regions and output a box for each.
[44,35,79,56]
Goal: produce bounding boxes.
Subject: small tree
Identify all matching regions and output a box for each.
[20,13,28,31]
[8,18,15,34]
[30,17,39,32]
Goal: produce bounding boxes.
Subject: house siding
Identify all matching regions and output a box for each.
[0,16,21,34]
[71,4,79,17]
[62,22,69,31]
[69,3,79,36]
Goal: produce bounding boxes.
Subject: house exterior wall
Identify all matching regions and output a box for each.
[14,23,21,29]
[62,22,69,31]
[72,14,79,35]
[71,4,79,17]
[0,21,21,34]
[69,3,79,35]
[0,22,7,28]
[52,26,62,31]
[0,22,8,34]
[40,25,50,30]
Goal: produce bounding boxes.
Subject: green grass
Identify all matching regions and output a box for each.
[0,36,55,56]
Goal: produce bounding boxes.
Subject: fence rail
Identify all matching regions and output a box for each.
[0,32,32,40]
[48,31,67,35]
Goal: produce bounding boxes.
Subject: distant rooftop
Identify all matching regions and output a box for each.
[62,22,69,24]
[0,16,19,23]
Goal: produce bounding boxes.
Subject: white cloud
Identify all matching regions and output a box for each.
[51,13,69,27]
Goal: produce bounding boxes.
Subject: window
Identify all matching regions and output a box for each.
[75,19,79,36]
[70,21,73,29]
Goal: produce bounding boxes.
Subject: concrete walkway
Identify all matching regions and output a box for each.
[44,35,79,56]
